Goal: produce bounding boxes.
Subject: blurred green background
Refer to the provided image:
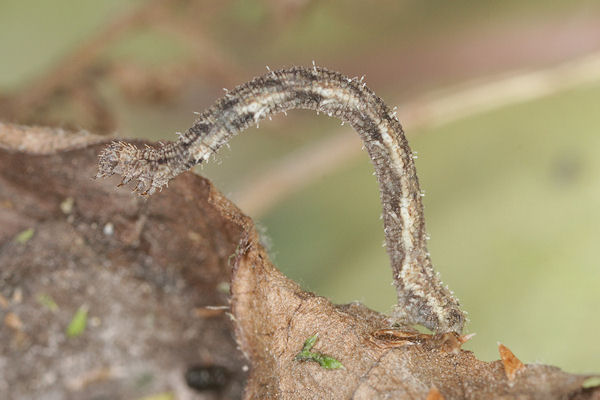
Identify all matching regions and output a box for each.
[1,0,599,374]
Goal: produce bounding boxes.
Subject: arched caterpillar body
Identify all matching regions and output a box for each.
[97,65,466,333]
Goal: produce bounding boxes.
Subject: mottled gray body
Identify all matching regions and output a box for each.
[98,66,466,333]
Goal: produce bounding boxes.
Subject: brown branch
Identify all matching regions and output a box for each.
[152,14,242,87]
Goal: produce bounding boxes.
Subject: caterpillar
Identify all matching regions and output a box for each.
[97,65,466,334]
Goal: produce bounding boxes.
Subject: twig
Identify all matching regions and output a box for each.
[3,0,169,121]
[153,15,241,86]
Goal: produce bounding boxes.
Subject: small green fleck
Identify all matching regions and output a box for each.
[217,281,230,294]
[138,392,174,400]
[135,372,154,388]
[67,305,88,337]
[295,334,344,370]
[583,376,600,389]
[301,334,319,352]
[37,294,59,312]
[15,228,34,244]
[316,355,344,370]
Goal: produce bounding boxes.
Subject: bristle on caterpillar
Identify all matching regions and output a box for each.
[97,141,179,195]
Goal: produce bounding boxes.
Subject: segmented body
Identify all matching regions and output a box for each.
[97,65,465,333]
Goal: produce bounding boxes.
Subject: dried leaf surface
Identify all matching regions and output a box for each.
[0,123,247,399]
[1,123,598,399]
[230,229,597,399]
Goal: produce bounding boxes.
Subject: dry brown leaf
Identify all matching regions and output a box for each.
[0,123,246,399]
[1,123,599,399]
[229,228,597,399]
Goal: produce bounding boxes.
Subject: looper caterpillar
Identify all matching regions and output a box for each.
[97,65,466,333]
